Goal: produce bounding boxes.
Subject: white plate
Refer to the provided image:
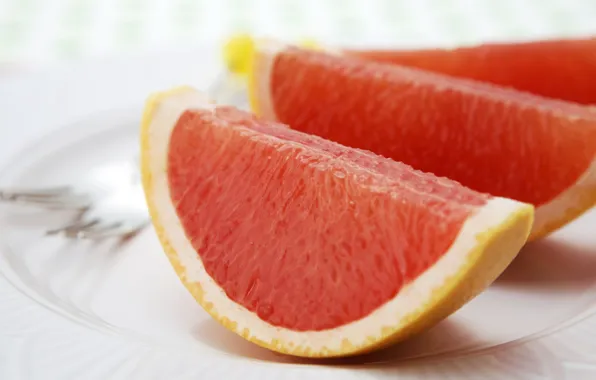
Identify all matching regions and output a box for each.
[0,46,595,380]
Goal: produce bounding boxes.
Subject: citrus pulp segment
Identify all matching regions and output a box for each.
[350,37,596,105]
[140,87,533,357]
[250,43,596,240]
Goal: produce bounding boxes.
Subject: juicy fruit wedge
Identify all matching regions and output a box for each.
[141,87,533,358]
[222,35,596,104]
[349,37,596,105]
[250,43,596,241]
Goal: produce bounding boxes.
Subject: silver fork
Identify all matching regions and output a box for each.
[46,184,149,239]
[0,72,248,240]
[0,159,150,240]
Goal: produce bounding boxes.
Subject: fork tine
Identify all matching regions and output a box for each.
[13,195,90,207]
[0,186,73,200]
[83,221,150,240]
[10,198,91,210]
[77,222,123,240]
[1,187,91,209]
[13,195,78,204]
[46,219,100,236]
[15,186,73,196]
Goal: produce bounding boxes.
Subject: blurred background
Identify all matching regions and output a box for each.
[1,0,596,68]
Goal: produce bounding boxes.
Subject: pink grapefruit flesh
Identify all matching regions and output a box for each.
[169,106,490,331]
[250,43,596,240]
[141,87,533,357]
[349,37,596,105]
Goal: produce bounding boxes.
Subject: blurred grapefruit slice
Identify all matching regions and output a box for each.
[249,42,596,240]
[140,86,533,357]
[349,37,596,105]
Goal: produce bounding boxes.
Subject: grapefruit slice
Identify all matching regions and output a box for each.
[140,86,533,357]
[249,42,596,241]
[349,37,596,105]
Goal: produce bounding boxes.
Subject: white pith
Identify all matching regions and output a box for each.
[532,159,596,235]
[254,46,596,238]
[145,88,529,352]
[252,40,283,121]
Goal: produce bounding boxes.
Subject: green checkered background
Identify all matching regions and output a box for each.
[1,0,596,64]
